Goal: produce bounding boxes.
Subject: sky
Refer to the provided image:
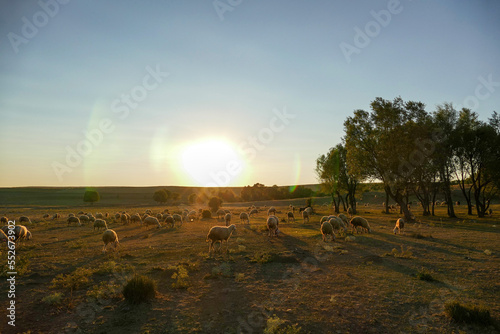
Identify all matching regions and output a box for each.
[1,0,499,188]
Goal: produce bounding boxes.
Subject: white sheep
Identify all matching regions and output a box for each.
[328,217,346,234]
[302,210,310,223]
[267,216,279,237]
[143,216,161,229]
[239,212,249,224]
[321,221,335,242]
[67,216,82,226]
[393,218,405,234]
[206,224,236,255]
[249,209,258,217]
[130,213,142,224]
[350,216,371,233]
[304,207,313,215]
[172,214,183,227]
[121,213,130,224]
[268,207,276,216]
[19,216,32,224]
[224,213,232,226]
[1,225,29,242]
[93,219,108,231]
[287,211,295,223]
[102,229,119,252]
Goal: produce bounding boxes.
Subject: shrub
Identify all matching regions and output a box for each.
[42,292,64,305]
[171,265,190,289]
[416,269,436,282]
[444,301,492,325]
[201,209,212,219]
[122,275,156,304]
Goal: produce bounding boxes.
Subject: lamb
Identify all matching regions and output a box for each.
[350,216,372,233]
[19,216,32,224]
[143,216,161,229]
[239,212,249,224]
[224,213,232,226]
[102,229,119,252]
[249,209,259,217]
[287,211,295,223]
[321,221,335,242]
[393,218,405,234]
[93,219,108,231]
[268,207,276,216]
[302,210,310,223]
[267,216,279,237]
[172,214,183,227]
[206,224,236,255]
[67,216,82,226]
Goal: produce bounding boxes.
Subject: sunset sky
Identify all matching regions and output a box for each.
[1,1,499,187]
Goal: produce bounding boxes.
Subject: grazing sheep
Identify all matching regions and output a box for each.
[156,213,163,220]
[302,210,310,223]
[338,213,349,225]
[87,214,96,222]
[224,213,232,227]
[321,221,335,242]
[93,219,108,231]
[121,213,130,225]
[172,214,183,227]
[268,207,276,216]
[304,207,313,215]
[328,217,346,234]
[68,213,75,218]
[114,213,121,221]
[1,225,29,242]
[206,224,236,255]
[96,213,104,219]
[287,211,295,223]
[130,213,142,224]
[239,212,250,224]
[79,215,89,224]
[187,210,198,222]
[320,216,330,224]
[249,209,258,217]
[52,213,60,220]
[393,218,405,234]
[26,230,32,240]
[77,211,84,215]
[267,216,279,237]
[43,213,50,220]
[19,216,31,224]
[0,217,8,224]
[102,229,119,253]
[350,216,372,233]
[347,207,353,217]
[67,216,82,226]
[216,209,226,220]
[164,215,175,228]
[0,229,8,243]
[143,216,161,229]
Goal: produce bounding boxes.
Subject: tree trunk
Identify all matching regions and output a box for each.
[331,193,339,213]
[441,167,456,218]
[384,189,390,214]
[385,186,414,222]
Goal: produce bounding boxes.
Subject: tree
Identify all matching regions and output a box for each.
[83,189,100,205]
[188,193,198,204]
[153,189,169,204]
[208,196,223,213]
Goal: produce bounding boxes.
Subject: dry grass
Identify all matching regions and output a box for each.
[0,202,499,333]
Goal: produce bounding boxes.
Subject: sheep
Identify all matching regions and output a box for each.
[164,215,175,228]
[216,209,226,220]
[143,216,161,229]
[26,230,32,240]
[393,218,405,234]
[0,229,8,243]
[321,221,335,242]
[77,211,84,215]
[249,209,259,217]
[96,213,104,219]
[172,214,183,227]
[328,217,346,235]
[289,204,295,212]
[287,211,295,223]
[267,216,279,237]
[338,213,349,225]
[0,217,8,224]
[68,216,82,226]
[268,207,276,216]
[114,213,121,221]
[93,219,108,231]
[52,213,61,220]
[224,213,232,227]
[102,229,119,253]
[19,216,32,224]
[43,213,50,220]
[302,210,309,223]
[1,225,29,242]
[304,207,313,215]
[79,215,89,224]
[206,224,236,256]
[350,216,372,233]
[87,214,96,222]
[239,212,250,224]
[121,213,130,225]
[320,216,330,224]
[347,207,353,217]
[68,213,75,218]
[187,210,198,222]
[156,213,163,220]
[130,213,142,224]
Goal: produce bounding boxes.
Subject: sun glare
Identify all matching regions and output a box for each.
[181,138,246,187]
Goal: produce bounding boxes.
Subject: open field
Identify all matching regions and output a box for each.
[1,202,499,333]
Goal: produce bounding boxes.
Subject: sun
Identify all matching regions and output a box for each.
[181,138,245,187]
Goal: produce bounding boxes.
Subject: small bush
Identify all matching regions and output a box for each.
[171,265,190,289]
[51,267,95,290]
[87,281,121,301]
[122,275,156,304]
[201,210,212,219]
[444,301,492,325]
[384,245,414,259]
[416,269,436,282]
[250,251,274,264]
[264,316,303,334]
[42,292,64,305]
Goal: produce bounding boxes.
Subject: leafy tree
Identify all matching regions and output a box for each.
[188,193,198,204]
[208,196,223,213]
[83,189,100,205]
[153,189,169,204]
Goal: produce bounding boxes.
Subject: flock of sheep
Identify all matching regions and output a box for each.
[0,205,406,256]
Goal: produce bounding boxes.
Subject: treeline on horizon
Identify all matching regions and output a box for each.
[316,97,500,221]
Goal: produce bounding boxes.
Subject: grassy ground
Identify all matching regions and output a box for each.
[0,202,499,333]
